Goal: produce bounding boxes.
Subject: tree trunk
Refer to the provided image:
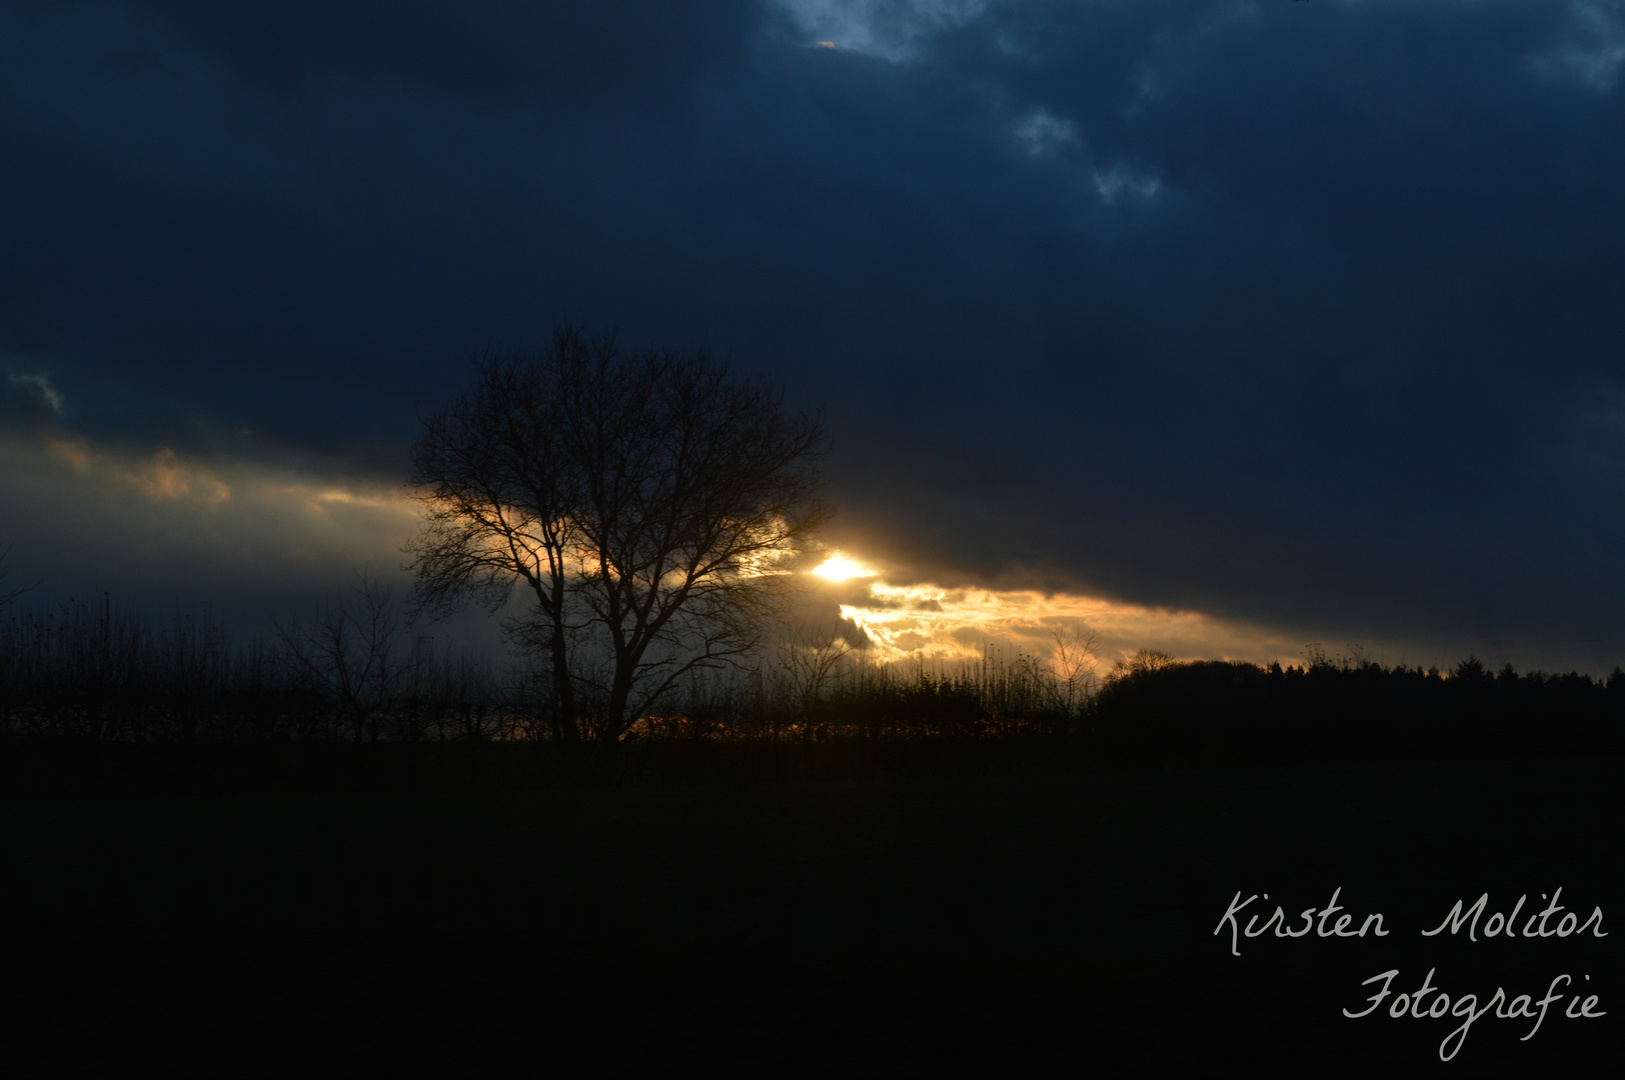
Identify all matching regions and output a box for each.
[549,624,578,743]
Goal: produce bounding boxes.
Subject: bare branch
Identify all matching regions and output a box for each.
[404,324,830,744]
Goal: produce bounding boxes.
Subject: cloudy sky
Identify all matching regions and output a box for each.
[3,0,1623,674]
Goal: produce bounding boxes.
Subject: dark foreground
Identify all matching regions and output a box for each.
[4,756,1618,1075]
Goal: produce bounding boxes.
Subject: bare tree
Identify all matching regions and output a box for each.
[275,573,400,744]
[773,620,859,722]
[1049,623,1099,717]
[1106,647,1179,683]
[405,325,830,747]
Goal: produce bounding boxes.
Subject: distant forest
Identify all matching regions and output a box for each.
[2,592,1619,793]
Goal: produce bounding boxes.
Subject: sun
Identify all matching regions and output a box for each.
[811,552,877,582]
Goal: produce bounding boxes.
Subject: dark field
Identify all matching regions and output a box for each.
[4,755,1618,1074]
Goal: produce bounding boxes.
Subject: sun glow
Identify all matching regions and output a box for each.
[812,552,877,581]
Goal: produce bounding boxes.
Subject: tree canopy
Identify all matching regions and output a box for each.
[405,325,830,745]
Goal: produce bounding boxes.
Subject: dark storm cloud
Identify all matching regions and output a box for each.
[3,0,1624,668]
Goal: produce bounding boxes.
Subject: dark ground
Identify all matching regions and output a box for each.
[3,755,1618,1075]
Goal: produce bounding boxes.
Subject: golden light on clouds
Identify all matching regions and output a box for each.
[7,431,422,574]
[127,447,232,505]
[811,557,1315,671]
[47,438,92,471]
[302,487,398,510]
[44,438,233,505]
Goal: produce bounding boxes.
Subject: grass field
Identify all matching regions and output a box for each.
[3,755,1618,1073]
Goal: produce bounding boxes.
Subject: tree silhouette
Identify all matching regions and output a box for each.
[405,325,830,747]
[274,572,401,745]
[1049,623,1099,717]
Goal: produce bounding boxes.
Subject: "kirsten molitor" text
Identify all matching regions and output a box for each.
[1213,887,1386,957]
[1213,886,1606,957]
[1420,888,1605,942]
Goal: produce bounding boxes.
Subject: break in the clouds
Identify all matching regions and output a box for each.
[772,0,993,62]
[2,0,1624,674]
[1535,0,1625,92]
[1013,108,1080,158]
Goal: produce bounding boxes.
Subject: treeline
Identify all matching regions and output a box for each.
[1090,651,1624,769]
[0,592,1085,749]
[0,592,1097,791]
[0,593,515,746]
[1,593,1620,792]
